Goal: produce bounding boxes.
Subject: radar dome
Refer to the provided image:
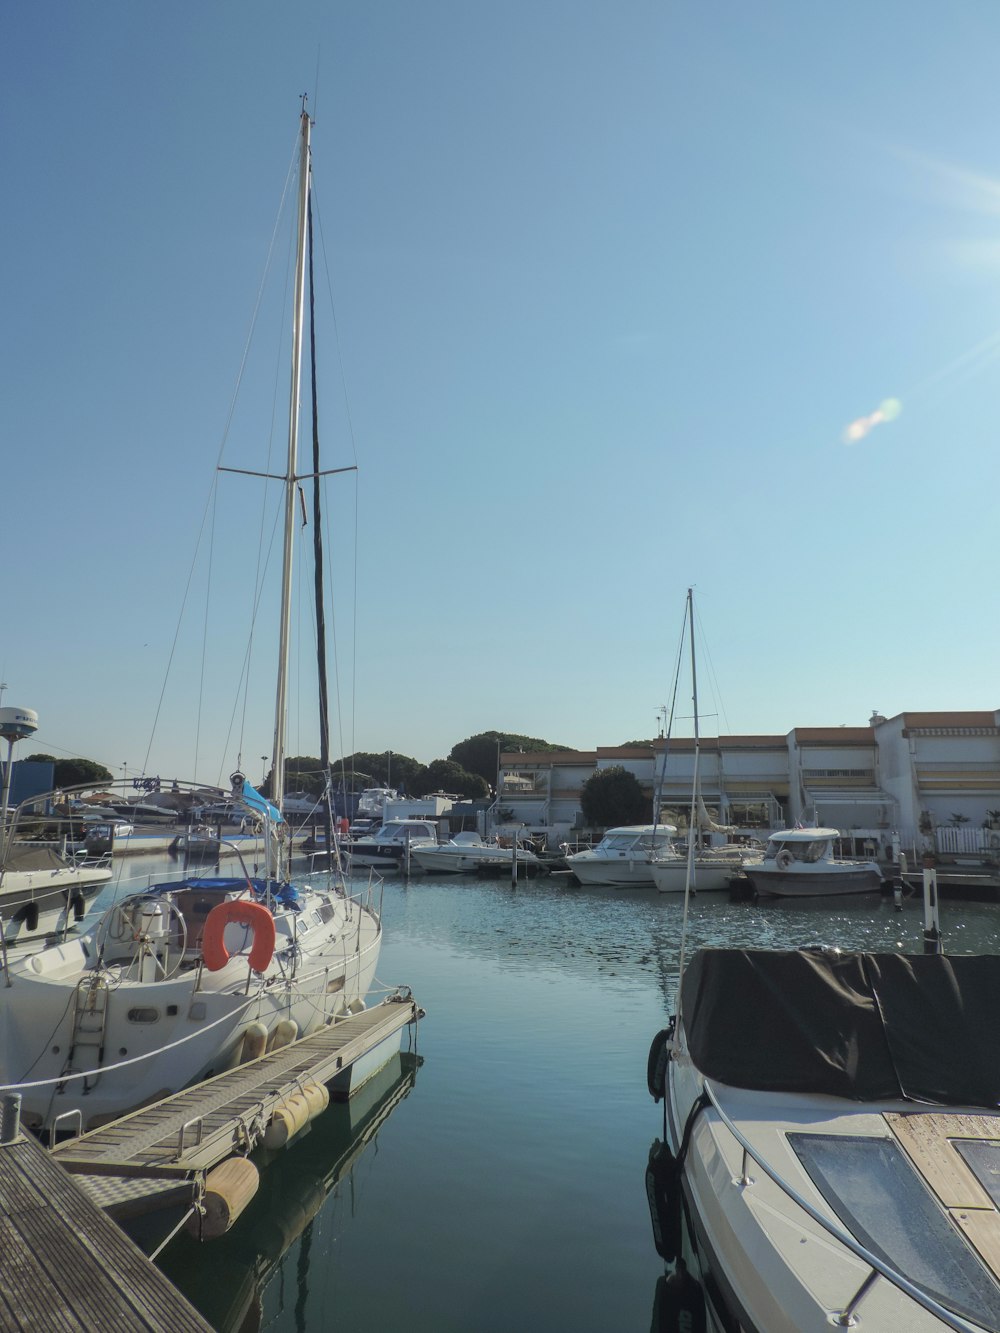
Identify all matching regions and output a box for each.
[0,708,38,743]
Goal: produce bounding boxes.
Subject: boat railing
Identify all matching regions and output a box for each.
[701,1077,986,1332]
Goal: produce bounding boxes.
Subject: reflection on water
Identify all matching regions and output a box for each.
[158,1051,421,1331]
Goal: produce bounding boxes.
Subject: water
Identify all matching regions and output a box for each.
[91,858,1000,1330]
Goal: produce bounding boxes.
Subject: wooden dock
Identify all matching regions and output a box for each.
[0,1128,211,1331]
[0,993,419,1328]
[51,995,420,1212]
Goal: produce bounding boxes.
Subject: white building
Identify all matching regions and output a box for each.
[496,710,1000,853]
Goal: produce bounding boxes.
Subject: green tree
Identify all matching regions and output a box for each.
[449,731,573,786]
[25,754,113,788]
[410,759,489,800]
[580,765,650,828]
[331,752,424,793]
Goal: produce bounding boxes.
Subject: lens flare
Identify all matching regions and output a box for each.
[842,398,902,444]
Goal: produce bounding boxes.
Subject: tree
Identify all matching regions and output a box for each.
[449,731,574,785]
[580,765,650,828]
[25,754,113,788]
[409,759,488,800]
[333,752,424,793]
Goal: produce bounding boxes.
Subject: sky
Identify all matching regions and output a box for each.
[4,1,1000,785]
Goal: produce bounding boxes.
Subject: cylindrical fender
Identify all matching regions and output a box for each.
[645,1138,681,1263]
[647,1024,674,1103]
[202,900,276,973]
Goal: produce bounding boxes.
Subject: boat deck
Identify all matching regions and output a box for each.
[887,1110,1000,1279]
[52,996,419,1211]
[0,1128,211,1331]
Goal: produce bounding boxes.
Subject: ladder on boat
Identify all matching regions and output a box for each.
[63,974,111,1091]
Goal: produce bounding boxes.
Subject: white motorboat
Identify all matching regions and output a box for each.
[648,947,1000,1332]
[356,787,397,820]
[0,843,112,947]
[565,825,678,887]
[349,819,439,872]
[0,108,387,1133]
[410,832,540,875]
[741,828,883,898]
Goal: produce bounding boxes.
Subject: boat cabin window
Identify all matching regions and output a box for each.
[765,838,830,863]
[789,1132,1000,1327]
[601,834,637,852]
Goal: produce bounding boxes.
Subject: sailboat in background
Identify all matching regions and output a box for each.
[0,106,387,1132]
[651,589,761,894]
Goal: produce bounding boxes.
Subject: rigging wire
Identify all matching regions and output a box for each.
[137,127,301,783]
[312,189,363,805]
[193,484,218,780]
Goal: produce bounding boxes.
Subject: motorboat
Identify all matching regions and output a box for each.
[565,825,678,887]
[0,842,112,947]
[741,828,883,898]
[348,819,439,872]
[647,946,1000,1332]
[356,787,397,819]
[410,831,540,875]
[0,109,388,1133]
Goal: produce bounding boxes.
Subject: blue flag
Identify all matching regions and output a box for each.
[231,772,284,825]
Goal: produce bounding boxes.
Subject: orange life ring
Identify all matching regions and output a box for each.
[202,900,276,973]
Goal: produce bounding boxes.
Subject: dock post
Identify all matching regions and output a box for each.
[922,854,941,954]
[0,1092,22,1144]
[892,875,903,911]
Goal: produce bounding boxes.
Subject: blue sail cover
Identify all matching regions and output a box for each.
[234,775,284,825]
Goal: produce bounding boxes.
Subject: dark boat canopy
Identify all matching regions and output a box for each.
[681,948,1000,1107]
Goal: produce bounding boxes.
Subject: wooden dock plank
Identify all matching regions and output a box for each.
[53,998,416,1176]
[0,1133,211,1332]
[0,1215,84,1332]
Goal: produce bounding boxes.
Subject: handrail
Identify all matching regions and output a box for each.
[700,1077,987,1332]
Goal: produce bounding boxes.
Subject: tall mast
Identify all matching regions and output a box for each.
[271,107,311,821]
[676,587,699,1011]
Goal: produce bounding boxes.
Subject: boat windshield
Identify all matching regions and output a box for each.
[765,838,830,863]
[598,831,675,853]
[790,1132,1000,1327]
[374,823,433,842]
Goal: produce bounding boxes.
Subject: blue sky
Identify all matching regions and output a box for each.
[3,2,1000,783]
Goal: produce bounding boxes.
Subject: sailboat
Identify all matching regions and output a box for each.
[650,589,761,894]
[0,107,385,1133]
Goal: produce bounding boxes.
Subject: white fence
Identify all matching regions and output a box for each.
[934,825,1000,856]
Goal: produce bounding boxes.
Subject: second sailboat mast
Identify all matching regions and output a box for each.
[272,108,311,816]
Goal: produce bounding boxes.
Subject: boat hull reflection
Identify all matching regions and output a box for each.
[157,1049,421,1330]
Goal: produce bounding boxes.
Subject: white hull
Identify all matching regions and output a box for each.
[0,863,112,946]
[410,845,538,874]
[745,864,882,897]
[651,856,745,893]
[568,856,657,887]
[665,1058,990,1331]
[0,883,382,1131]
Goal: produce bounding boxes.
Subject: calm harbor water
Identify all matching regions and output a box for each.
[90,855,1000,1331]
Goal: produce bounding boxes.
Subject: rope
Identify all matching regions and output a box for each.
[0,988,262,1093]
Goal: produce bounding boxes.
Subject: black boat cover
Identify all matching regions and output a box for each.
[681,948,1000,1107]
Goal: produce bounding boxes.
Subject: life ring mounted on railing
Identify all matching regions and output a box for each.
[775,849,794,870]
[202,899,276,973]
